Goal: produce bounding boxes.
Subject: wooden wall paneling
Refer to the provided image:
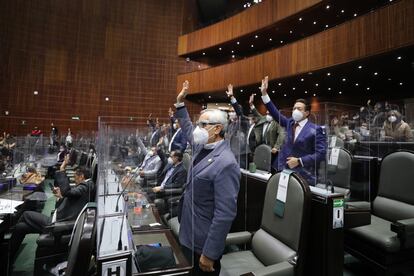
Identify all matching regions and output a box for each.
[178,0,414,94]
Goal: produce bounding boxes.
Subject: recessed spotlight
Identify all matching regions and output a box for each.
[354,13,357,17]
[301,78,304,82]
[231,50,234,53]
[358,65,363,69]
[33,91,39,95]
[315,83,319,87]
[388,78,392,81]
[5,111,9,115]
[269,38,272,41]
[328,87,331,91]
[366,87,370,90]
[342,78,346,82]
[105,97,109,101]
[397,56,402,60]
[355,83,359,86]
[202,52,206,55]
[292,87,296,90]
[232,55,235,58]
[208,95,212,98]
[313,21,317,25]
[326,5,330,9]
[237,41,240,45]
[339,91,342,95]
[313,93,316,97]
[374,72,378,75]
[272,90,275,94]
[341,9,345,13]
[255,35,259,39]
[280,40,283,44]
[240,89,243,92]
[278,83,282,86]
[284,94,287,97]
[308,72,313,75]
[299,17,303,21]
[399,82,403,86]
[305,91,308,94]
[289,30,293,34]
[325,24,329,28]
[185,57,190,62]
[219,47,222,51]
[327,72,331,76]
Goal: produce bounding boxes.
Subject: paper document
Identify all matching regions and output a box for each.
[0,199,24,214]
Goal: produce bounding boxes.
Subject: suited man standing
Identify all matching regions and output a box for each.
[9,167,93,264]
[175,80,240,275]
[168,109,187,152]
[260,76,327,185]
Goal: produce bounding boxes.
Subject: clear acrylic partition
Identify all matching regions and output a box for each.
[97,116,193,274]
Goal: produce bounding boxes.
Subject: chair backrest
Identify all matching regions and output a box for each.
[65,203,96,276]
[373,151,414,221]
[253,144,272,172]
[91,157,98,184]
[326,147,352,191]
[182,152,191,172]
[79,152,88,166]
[252,171,311,273]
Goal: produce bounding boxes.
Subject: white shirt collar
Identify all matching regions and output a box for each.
[297,118,308,127]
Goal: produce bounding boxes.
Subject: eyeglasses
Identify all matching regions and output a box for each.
[196,120,220,128]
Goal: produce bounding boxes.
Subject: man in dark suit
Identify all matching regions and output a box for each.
[175,80,240,275]
[260,76,327,185]
[8,167,93,263]
[151,150,187,195]
[168,111,187,152]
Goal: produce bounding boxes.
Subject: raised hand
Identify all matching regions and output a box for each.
[249,93,256,106]
[225,84,234,98]
[260,76,269,95]
[177,80,189,103]
[168,107,174,117]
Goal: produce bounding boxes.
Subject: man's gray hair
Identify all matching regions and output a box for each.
[201,109,228,131]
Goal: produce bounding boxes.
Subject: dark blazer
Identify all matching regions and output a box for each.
[265,99,327,185]
[149,129,161,147]
[56,179,93,222]
[169,128,187,152]
[228,100,251,156]
[159,162,187,189]
[176,105,240,261]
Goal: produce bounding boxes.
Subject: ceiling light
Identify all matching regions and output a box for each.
[325,24,329,28]
[289,30,293,34]
[308,72,313,75]
[202,52,206,55]
[328,87,332,91]
[5,111,9,115]
[219,47,222,51]
[231,50,234,53]
[388,78,392,81]
[237,41,240,45]
[313,93,316,97]
[299,17,303,21]
[240,89,243,92]
[269,38,272,41]
[255,35,258,38]
[355,83,359,86]
[354,13,357,17]
[326,5,330,9]
[341,9,345,13]
[278,83,282,86]
[339,91,342,95]
[33,91,39,95]
[284,94,287,97]
[280,40,283,44]
[208,95,212,98]
[215,103,218,106]
[358,65,362,69]
[374,72,378,75]
[342,78,346,82]
[251,44,254,48]
[105,97,109,101]
[315,83,319,87]
[305,91,308,94]
[313,21,317,25]
[397,56,402,60]
[366,87,370,90]
[301,78,304,82]
[292,87,296,90]
[272,90,275,94]
[399,82,403,86]
[327,72,331,76]
[232,55,235,58]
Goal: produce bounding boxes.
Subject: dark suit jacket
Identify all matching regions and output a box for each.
[265,99,327,185]
[56,179,93,222]
[149,129,161,147]
[169,128,187,152]
[159,162,187,189]
[252,107,285,149]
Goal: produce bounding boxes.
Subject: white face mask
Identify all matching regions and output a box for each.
[229,112,237,121]
[193,126,210,145]
[148,150,154,156]
[173,123,178,130]
[266,115,273,122]
[292,109,304,122]
[167,157,174,165]
[388,116,397,123]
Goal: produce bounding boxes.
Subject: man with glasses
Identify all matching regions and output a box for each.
[174,80,240,275]
[259,76,327,185]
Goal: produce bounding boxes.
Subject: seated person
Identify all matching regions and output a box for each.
[8,167,93,264]
[19,167,45,185]
[135,146,162,185]
[383,110,413,142]
[148,150,187,202]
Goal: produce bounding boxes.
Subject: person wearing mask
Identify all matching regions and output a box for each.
[383,110,413,142]
[135,142,162,186]
[8,167,93,265]
[249,93,286,171]
[65,128,73,148]
[168,108,187,152]
[260,76,327,185]
[175,80,240,275]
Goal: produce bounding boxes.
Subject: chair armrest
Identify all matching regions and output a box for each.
[225,231,252,246]
[162,188,183,195]
[44,221,75,235]
[345,201,371,210]
[391,218,414,248]
[166,196,181,205]
[243,261,294,276]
